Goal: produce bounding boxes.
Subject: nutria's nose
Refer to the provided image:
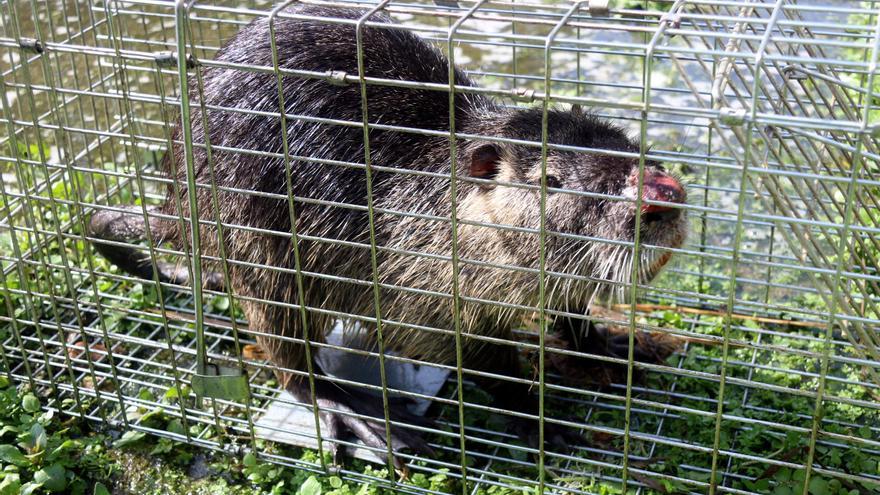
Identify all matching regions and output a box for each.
[625,168,686,214]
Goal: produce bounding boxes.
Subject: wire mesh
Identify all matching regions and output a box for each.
[1,0,879,494]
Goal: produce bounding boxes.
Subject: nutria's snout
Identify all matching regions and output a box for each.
[622,167,687,223]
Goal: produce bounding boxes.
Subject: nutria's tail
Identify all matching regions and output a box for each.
[87,206,224,290]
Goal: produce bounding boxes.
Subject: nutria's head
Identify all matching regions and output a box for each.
[457,107,687,308]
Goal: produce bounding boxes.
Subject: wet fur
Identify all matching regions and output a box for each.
[153,5,687,382]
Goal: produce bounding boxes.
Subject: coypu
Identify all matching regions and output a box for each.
[88,4,687,466]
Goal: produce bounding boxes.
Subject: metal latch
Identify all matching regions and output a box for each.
[155,51,196,69]
[328,70,349,86]
[512,87,535,102]
[19,38,43,54]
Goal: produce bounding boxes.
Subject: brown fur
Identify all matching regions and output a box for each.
[135,5,688,385]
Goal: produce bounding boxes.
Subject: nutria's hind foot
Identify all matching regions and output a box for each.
[88,207,225,291]
[510,413,585,455]
[288,380,434,470]
[487,377,585,454]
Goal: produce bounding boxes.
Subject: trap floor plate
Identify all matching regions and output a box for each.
[254,323,450,463]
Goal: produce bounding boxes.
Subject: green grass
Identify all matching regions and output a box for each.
[2,334,876,495]
[0,375,465,495]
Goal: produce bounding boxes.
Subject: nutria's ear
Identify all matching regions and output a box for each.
[469,143,502,180]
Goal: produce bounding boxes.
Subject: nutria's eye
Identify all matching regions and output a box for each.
[545,176,561,189]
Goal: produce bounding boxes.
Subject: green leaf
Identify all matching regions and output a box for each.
[20,481,41,495]
[29,423,46,453]
[827,479,842,494]
[808,477,829,495]
[329,477,343,489]
[112,430,146,449]
[0,473,20,495]
[748,479,770,492]
[139,408,165,426]
[0,445,28,467]
[33,463,67,492]
[69,478,86,495]
[94,482,111,495]
[21,395,40,413]
[775,469,792,483]
[166,419,186,436]
[298,476,322,495]
[149,439,173,456]
[243,452,257,467]
[46,440,76,462]
[773,485,793,495]
[164,386,189,402]
[164,386,180,400]
[137,389,156,402]
[212,296,230,311]
[428,471,449,492]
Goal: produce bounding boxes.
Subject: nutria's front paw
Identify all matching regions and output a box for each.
[545,313,683,387]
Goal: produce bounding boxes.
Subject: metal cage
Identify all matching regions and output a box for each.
[1,0,879,494]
